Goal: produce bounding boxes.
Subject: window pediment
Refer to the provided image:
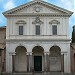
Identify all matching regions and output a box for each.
[32,17,43,24]
[49,20,60,24]
[16,20,26,24]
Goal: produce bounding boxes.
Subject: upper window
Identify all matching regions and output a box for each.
[19,26,23,35]
[49,20,60,35]
[16,20,26,35]
[52,25,57,35]
[32,17,43,35]
[36,25,40,35]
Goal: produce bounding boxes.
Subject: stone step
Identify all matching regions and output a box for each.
[1,73,75,75]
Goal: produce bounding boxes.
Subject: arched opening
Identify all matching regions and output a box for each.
[14,46,27,72]
[50,46,61,72]
[32,46,44,72]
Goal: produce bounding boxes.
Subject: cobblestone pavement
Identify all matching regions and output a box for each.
[1,72,75,75]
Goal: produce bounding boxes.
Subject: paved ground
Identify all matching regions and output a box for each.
[1,72,75,75]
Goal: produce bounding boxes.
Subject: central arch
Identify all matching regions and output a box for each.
[14,46,27,72]
[50,46,61,72]
[32,46,44,72]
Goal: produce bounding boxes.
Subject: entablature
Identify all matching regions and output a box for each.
[4,13,72,17]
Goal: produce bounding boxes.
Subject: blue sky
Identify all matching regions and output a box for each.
[0,0,75,37]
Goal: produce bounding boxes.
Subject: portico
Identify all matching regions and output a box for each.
[5,40,70,73]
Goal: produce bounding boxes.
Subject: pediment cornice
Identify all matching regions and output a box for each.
[4,13,72,17]
[3,0,73,16]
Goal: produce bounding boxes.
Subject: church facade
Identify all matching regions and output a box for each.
[3,0,73,73]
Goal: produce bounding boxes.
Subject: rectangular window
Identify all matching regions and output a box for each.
[52,25,57,35]
[19,26,23,35]
[36,25,40,35]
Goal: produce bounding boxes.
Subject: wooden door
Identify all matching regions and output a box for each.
[34,56,42,71]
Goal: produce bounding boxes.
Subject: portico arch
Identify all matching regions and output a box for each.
[32,46,44,71]
[50,46,61,72]
[14,46,27,72]
[32,46,44,55]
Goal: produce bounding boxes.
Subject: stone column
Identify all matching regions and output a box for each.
[9,52,15,73]
[30,52,32,72]
[12,52,16,73]
[6,51,9,73]
[44,52,47,72]
[47,52,50,72]
[63,52,71,73]
[61,52,64,73]
[9,53,13,73]
[64,52,69,73]
[27,52,29,72]
[27,52,32,72]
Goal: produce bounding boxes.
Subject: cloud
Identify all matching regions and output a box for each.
[44,0,49,2]
[0,18,2,23]
[59,0,74,23]
[60,0,74,11]
[4,0,16,10]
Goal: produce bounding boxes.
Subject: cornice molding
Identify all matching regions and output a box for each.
[6,38,71,42]
[4,13,72,17]
[49,20,60,24]
[16,20,26,24]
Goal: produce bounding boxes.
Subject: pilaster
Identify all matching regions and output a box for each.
[8,52,16,73]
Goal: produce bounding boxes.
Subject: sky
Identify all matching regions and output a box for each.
[0,0,75,38]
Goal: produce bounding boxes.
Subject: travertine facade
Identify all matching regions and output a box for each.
[3,0,73,73]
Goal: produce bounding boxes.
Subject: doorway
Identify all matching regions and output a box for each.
[34,56,42,71]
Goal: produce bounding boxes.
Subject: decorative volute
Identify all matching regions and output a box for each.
[32,16,43,24]
[72,25,75,43]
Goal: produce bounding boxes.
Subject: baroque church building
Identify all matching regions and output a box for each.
[3,0,73,73]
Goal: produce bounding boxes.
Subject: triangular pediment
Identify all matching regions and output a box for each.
[3,0,73,16]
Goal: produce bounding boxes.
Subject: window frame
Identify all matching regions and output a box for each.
[35,24,41,35]
[19,26,23,35]
[52,25,57,35]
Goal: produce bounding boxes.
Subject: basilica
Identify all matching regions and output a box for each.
[0,0,73,74]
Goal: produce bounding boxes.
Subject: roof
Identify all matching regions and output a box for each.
[0,26,6,29]
[71,43,75,50]
[3,0,73,16]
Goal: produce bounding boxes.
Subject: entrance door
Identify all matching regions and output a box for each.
[34,56,42,71]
